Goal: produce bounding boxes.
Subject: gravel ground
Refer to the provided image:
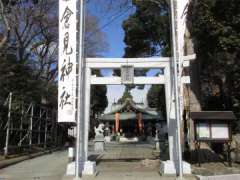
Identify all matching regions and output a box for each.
[192,162,240,176]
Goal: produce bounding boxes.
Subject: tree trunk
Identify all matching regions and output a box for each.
[184,28,201,151]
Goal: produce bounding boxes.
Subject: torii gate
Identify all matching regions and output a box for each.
[71,56,194,176]
[58,0,194,179]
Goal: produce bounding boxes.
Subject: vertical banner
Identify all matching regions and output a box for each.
[58,0,76,122]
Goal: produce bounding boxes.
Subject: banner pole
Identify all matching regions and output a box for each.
[76,0,85,179]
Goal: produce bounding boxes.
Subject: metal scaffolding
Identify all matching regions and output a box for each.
[0,93,62,157]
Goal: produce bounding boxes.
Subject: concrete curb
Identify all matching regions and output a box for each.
[196,174,240,180]
[0,148,61,169]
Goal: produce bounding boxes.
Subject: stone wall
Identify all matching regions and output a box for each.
[231,134,240,163]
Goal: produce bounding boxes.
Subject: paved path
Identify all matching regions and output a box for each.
[0,150,68,180]
[0,143,197,180]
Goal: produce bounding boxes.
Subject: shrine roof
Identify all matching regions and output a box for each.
[100,98,164,121]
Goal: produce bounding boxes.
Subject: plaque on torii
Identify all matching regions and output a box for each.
[121,65,134,84]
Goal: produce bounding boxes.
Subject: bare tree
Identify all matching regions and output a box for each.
[85,14,108,57]
[4,0,58,83]
[0,0,39,50]
[0,0,11,49]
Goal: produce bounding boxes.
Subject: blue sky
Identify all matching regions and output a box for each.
[86,1,157,113]
[86,1,134,58]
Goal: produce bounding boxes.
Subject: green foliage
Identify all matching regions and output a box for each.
[91,85,108,114]
[117,86,133,104]
[0,52,57,106]
[188,0,240,112]
[147,84,166,118]
[121,0,169,112]
[121,0,170,90]
[188,0,240,131]
[122,0,170,58]
[91,70,108,115]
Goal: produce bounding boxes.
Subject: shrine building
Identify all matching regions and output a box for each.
[99,98,167,138]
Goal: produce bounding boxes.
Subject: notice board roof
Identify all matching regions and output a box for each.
[190,111,236,120]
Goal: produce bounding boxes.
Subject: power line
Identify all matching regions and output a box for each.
[86,6,134,39]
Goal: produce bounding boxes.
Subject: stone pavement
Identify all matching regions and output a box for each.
[1,142,240,180]
[0,149,57,169]
[63,142,196,180]
[0,150,69,180]
[80,161,196,180]
[88,142,158,161]
[64,173,196,180]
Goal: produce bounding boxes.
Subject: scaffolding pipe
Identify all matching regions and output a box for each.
[44,111,48,149]
[51,111,56,147]
[29,104,33,148]
[19,103,24,147]
[4,92,12,157]
[38,109,42,144]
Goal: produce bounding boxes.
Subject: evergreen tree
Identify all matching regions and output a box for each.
[91,71,108,116]
[117,86,133,104]
[188,0,240,114]
[122,0,170,58]
[188,0,240,131]
[147,85,166,118]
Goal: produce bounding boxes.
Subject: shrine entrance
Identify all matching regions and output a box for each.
[73,56,194,176]
[58,0,196,178]
[99,94,165,139]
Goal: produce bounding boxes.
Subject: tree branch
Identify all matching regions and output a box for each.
[0,0,10,50]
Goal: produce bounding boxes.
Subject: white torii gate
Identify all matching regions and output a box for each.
[67,55,194,177]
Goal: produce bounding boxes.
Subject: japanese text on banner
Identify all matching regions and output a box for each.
[58,0,76,123]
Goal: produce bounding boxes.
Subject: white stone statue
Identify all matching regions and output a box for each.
[94,123,104,138]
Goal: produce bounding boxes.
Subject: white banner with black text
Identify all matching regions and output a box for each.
[58,0,76,123]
